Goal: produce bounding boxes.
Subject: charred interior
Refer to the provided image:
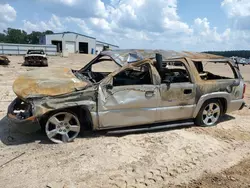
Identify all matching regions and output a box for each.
[9,98,33,120]
[159,61,191,83]
[113,64,152,86]
[25,56,47,63]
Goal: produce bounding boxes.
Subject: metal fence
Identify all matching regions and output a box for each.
[0,43,57,55]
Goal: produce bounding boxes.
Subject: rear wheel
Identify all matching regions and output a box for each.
[45,111,81,143]
[195,100,222,127]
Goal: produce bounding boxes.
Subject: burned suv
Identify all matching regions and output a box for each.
[7,50,246,143]
[23,49,48,66]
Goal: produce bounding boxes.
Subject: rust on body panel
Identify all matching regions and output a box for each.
[13,68,90,99]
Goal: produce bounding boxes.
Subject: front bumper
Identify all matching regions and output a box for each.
[7,98,41,134]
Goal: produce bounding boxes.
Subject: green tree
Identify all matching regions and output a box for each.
[3,28,28,44]
[44,30,53,35]
[0,33,6,42]
[27,31,43,44]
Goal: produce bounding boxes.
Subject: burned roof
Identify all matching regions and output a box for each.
[100,49,227,66]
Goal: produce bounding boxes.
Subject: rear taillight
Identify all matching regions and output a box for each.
[243,84,246,98]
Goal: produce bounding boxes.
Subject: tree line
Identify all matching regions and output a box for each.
[0,28,54,44]
[204,51,250,59]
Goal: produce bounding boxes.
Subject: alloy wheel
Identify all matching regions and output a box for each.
[45,112,81,143]
[202,103,221,126]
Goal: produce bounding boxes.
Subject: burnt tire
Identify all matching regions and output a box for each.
[42,60,48,67]
[22,61,28,66]
[195,99,222,127]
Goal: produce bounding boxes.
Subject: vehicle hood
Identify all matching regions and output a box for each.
[13,68,90,99]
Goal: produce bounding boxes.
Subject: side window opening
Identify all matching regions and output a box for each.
[159,61,191,83]
[92,56,120,73]
[194,61,237,80]
[113,64,153,86]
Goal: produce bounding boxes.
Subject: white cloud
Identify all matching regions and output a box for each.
[107,0,191,34]
[0,4,16,23]
[193,18,231,42]
[0,3,16,31]
[23,14,65,33]
[222,0,250,17]
[222,0,250,30]
[40,0,107,18]
[65,17,93,35]
[16,0,250,51]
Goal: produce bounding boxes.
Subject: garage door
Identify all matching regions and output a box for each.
[65,41,75,53]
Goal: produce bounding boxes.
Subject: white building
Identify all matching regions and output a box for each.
[39,32,119,54]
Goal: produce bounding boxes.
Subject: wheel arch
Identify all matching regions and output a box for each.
[193,92,230,118]
[39,105,94,131]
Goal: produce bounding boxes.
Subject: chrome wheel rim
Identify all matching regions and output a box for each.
[45,112,81,144]
[202,103,220,126]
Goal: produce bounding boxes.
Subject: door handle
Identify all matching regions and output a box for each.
[184,89,192,94]
[145,91,155,98]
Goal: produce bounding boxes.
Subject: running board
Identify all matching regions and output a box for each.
[107,121,194,135]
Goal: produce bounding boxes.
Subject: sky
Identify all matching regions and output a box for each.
[0,0,250,51]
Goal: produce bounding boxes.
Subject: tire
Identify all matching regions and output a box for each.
[22,61,28,66]
[195,99,222,127]
[44,111,81,144]
[42,60,48,67]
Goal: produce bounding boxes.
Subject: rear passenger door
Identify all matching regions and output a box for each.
[157,60,196,122]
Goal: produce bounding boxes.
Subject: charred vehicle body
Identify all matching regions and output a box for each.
[0,55,10,65]
[23,49,48,67]
[7,49,246,143]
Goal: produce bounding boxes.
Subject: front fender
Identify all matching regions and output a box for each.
[33,100,96,117]
[193,92,231,118]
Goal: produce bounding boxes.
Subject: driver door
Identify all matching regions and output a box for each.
[97,63,160,129]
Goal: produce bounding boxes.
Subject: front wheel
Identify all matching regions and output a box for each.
[45,111,81,143]
[195,100,222,127]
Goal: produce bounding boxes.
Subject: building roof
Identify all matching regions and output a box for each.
[44,31,96,40]
[96,40,119,48]
[44,32,119,47]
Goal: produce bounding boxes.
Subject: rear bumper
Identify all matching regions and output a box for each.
[7,98,41,134]
[227,99,245,113]
[239,102,246,110]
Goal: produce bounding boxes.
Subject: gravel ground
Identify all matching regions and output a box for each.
[0,54,250,188]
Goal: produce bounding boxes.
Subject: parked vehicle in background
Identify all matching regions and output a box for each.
[0,55,10,65]
[231,56,250,66]
[7,49,246,143]
[23,49,48,67]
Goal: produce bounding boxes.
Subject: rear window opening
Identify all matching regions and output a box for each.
[158,61,191,83]
[27,50,45,55]
[194,61,237,80]
[91,56,120,73]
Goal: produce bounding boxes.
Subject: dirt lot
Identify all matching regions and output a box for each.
[0,54,250,188]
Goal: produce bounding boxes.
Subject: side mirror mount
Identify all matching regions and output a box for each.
[105,84,113,90]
